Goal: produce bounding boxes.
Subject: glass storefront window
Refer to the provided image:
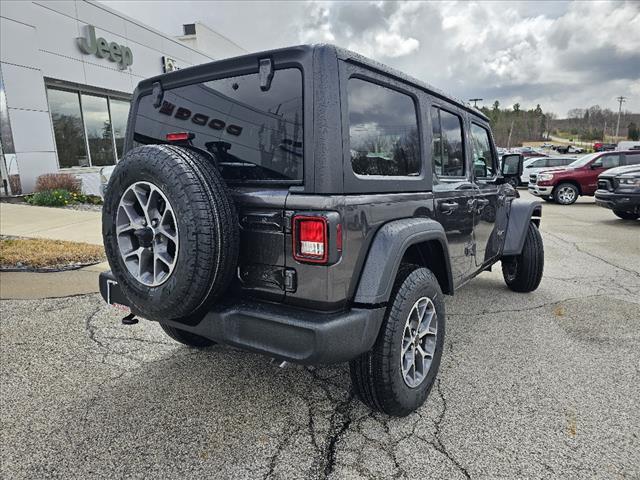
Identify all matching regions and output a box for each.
[81,93,116,166]
[109,98,129,159]
[47,89,89,167]
[47,87,129,168]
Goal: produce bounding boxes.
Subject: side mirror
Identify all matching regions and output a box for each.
[591,161,602,169]
[501,153,523,177]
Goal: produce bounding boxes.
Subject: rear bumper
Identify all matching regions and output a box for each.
[99,271,385,365]
[594,190,640,212]
[528,185,553,197]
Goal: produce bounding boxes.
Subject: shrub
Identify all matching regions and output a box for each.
[27,189,75,207]
[35,173,81,194]
[26,189,102,207]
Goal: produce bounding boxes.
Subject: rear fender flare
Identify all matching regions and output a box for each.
[502,199,542,256]
[354,218,453,305]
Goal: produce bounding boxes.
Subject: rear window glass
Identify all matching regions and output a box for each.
[348,78,420,176]
[134,68,303,182]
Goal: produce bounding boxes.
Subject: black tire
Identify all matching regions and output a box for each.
[350,265,446,417]
[502,222,544,292]
[613,210,639,220]
[160,324,215,348]
[102,145,239,321]
[553,182,579,205]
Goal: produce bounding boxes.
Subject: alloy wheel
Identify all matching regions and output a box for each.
[401,297,438,388]
[116,181,179,286]
[556,185,577,204]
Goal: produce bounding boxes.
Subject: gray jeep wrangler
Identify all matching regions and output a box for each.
[99,45,543,416]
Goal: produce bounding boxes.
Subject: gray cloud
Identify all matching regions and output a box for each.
[101,0,640,116]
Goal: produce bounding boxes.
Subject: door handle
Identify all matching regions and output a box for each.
[440,202,459,215]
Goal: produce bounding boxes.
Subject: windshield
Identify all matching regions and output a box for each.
[568,153,599,168]
[134,68,304,183]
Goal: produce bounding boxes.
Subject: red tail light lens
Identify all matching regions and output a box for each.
[293,215,328,263]
[166,132,192,142]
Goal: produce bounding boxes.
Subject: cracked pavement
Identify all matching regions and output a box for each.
[1,192,639,479]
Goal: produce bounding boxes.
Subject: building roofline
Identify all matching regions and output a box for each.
[92,0,215,59]
[177,21,247,53]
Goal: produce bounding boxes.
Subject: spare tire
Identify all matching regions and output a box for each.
[102,144,238,321]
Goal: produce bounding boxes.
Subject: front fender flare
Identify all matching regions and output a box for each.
[502,198,542,256]
[354,218,453,305]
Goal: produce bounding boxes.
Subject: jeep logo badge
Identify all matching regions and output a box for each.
[77,25,133,70]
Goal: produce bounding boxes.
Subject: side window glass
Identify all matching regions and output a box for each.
[348,78,420,176]
[431,109,443,176]
[626,153,640,165]
[548,159,562,167]
[602,155,620,168]
[470,123,496,178]
[432,108,465,177]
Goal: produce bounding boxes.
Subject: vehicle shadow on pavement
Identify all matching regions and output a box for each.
[18,301,446,480]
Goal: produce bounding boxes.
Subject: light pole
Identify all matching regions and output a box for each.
[615,96,626,139]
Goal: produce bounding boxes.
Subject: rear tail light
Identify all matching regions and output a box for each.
[166,132,193,142]
[293,215,328,263]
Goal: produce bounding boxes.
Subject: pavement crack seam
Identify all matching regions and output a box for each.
[543,230,640,278]
[449,293,612,316]
[262,424,304,480]
[322,390,355,479]
[84,304,106,348]
[432,379,471,479]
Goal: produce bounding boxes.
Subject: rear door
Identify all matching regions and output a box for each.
[587,153,622,194]
[431,106,475,283]
[469,122,503,266]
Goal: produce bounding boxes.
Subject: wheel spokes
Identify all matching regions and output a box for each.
[400,296,438,388]
[116,182,179,287]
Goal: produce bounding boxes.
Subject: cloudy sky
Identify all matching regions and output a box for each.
[101,0,640,117]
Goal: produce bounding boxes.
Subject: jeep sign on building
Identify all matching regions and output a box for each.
[0,1,245,195]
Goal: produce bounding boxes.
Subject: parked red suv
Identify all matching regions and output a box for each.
[528,151,640,204]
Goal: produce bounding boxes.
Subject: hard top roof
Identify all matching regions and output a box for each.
[139,44,489,121]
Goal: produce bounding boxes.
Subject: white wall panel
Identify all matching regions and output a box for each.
[1,62,48,111]
[32,6,82,59]
[124,21,164,50]
[0,17,39,68]
[33,0,77,19]
[128,42,165,79]
[8,109,55,152]
[84,62,132,93]
[1,1,37,26]
[15,151,59,192]
[38,50,86,83]
[76,0,126,37]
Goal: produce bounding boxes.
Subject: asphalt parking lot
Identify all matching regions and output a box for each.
[1,191,638,479]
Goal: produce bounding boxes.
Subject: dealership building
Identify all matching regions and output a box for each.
[0,1,245,195]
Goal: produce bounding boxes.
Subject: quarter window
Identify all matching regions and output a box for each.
[470,123,496,178]
[431,108,465,177]
[601,155,621,168]
[348,78,420,176]
[626,153,640,165]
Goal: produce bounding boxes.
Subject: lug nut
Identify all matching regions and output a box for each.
[151,219,159,228]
